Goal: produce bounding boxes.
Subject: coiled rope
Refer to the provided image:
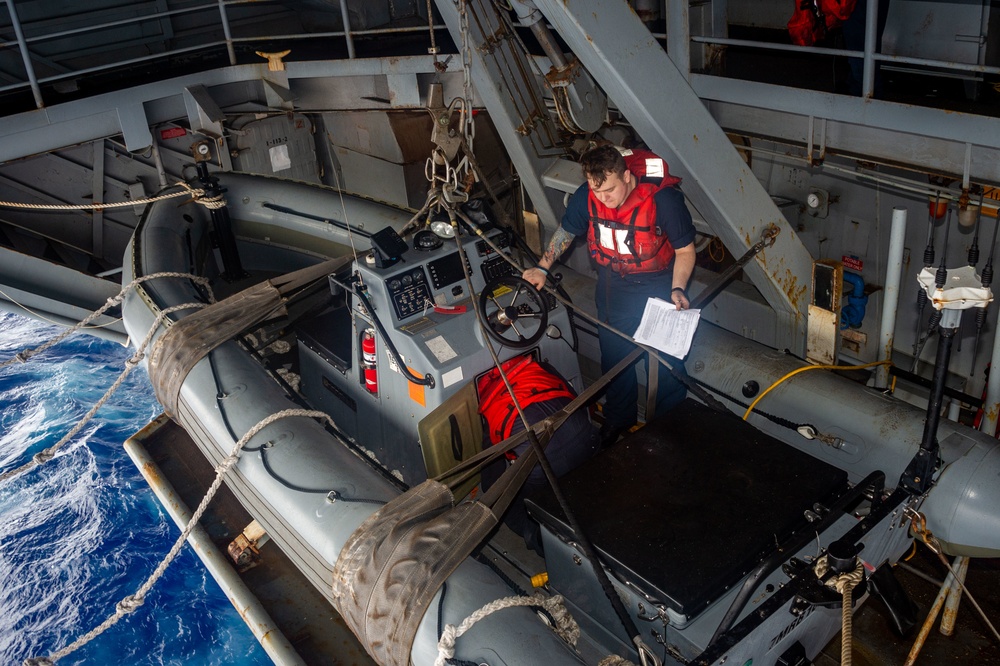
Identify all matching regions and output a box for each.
[23,408,334,666]
[0,301,206,483]
[434,593,579,666]
[0,181,226,211]
[597,657,639,666]
[814,555,865,666]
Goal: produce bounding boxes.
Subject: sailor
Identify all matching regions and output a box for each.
[477,355,599,552]
[522,144,696,446]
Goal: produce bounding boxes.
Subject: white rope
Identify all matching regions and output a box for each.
[814,555,865,666]
[597,656,639,666]
[0,285,122,331]
[0,181,225,211]
[434,593,579,666]
[24,408,334,665]
[0,271,213,370]
[0,301,206,483]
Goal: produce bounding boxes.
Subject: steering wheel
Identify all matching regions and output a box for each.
[478,275,549,348]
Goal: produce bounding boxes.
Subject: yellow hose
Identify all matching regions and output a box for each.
[742,360,892,420]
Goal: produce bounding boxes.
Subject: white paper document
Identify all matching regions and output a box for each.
[632,297,701,358]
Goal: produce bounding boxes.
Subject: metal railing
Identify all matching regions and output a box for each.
[0,0,447,110]
[659,0,995,99]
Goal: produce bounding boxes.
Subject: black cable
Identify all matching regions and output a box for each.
[969,188,985,267]
[473,552,528,596]
[353,284,435,387]
[208,350,242,444]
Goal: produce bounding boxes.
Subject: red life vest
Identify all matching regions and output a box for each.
[788,0,856,46]
[477,356,575,446]
[586,148,681,275]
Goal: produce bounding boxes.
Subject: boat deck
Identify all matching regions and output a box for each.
[127,415,1000,665]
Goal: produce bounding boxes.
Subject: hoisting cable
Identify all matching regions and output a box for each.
[912,192,940,371]
[23,409,334,666]
[327,146,367,288]
[450,209,659,666]
[0,301,207,484]
[913,202,952,370]
[971,190,998,377]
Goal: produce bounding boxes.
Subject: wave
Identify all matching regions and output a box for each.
[0,312,267,665]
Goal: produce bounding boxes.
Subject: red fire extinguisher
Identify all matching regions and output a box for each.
[362,328,378,395]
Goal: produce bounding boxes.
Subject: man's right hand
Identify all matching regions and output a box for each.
[522,267,548,290]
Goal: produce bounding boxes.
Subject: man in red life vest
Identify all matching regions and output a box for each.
[477,355,599,551]
[522,145,696,446]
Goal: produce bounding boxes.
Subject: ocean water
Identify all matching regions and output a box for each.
[0,311,268,665]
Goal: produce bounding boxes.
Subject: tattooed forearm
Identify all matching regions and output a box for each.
[544,226,575,264]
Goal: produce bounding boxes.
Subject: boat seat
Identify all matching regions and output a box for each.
[525,398,849,620]
[296,307,353,374]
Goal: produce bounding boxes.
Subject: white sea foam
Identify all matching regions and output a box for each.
[0,312,268,665]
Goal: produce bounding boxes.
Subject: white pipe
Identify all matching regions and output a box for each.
[877,207,907,388]
[948,398,962,423]
[982,307,1000,436]
[123,429,306,666]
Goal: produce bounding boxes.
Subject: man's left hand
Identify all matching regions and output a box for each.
[671,289,689,310]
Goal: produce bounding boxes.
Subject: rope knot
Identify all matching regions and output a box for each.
[436,624,459,663]
[23,658,56,666]
[116,595,144,614]
[32,449,54,464]
[15,351,31,364]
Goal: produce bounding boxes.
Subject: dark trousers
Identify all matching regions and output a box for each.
[481,396,599,550]
[596,267,687,433]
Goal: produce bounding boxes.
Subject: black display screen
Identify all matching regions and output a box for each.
[427,251,469,290]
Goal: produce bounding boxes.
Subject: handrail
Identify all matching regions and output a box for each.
[689,35,1000,77]
[0,0,448,109]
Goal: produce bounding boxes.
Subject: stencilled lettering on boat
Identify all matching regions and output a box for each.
[768,604,813,651]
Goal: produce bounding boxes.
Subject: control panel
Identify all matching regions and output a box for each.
[386,266,432,320]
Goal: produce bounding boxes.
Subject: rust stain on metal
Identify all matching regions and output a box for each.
[778,268,807,308]
[141,461,164,485]
[693,134,699,144]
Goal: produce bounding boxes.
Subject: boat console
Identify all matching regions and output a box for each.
[296,218,581,487]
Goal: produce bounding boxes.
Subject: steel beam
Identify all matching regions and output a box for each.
[0,58,446,165]
[92,139,105,259]
[533,0,813,351]
[432,0,566,234]
[698,78,1000,184]
[693,74,1000,151]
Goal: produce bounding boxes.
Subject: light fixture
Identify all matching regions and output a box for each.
[430,219,456,239]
